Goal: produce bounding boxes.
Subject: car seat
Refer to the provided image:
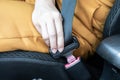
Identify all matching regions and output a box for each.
[96,0,120,79]
[0,0,119,80]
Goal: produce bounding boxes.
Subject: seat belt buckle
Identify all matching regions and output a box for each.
[50,36,79,59]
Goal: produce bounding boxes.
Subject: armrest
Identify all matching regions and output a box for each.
[96,35,120,69]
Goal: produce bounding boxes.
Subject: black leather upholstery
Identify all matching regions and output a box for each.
[97,0,120,69]
[97,35,120,69]
[103,0,120,38]
[0,51,69,80]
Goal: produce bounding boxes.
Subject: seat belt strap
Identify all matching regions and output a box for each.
[61,0,91,80]
[61,0,77,45]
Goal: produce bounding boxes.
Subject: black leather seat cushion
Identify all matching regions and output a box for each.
[97,35,120,69]
[0,51,69,80]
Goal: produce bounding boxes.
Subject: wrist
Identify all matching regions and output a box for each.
[34,0,57,12]
[35,0,55,5]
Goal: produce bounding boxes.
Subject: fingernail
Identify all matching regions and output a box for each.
[58,48,64,53]
[52,49,57,54]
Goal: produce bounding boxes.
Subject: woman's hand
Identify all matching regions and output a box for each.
[32,0,64,53]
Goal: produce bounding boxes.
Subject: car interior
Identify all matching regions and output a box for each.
[0,0,120,80]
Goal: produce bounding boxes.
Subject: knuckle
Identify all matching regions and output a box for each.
[45,13,52,18]
[50,33,56,38]
[45,15,53,21]
[53,12,61,18]
[57,32,63,37]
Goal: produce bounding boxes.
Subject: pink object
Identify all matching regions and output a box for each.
[65,57,80,69]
